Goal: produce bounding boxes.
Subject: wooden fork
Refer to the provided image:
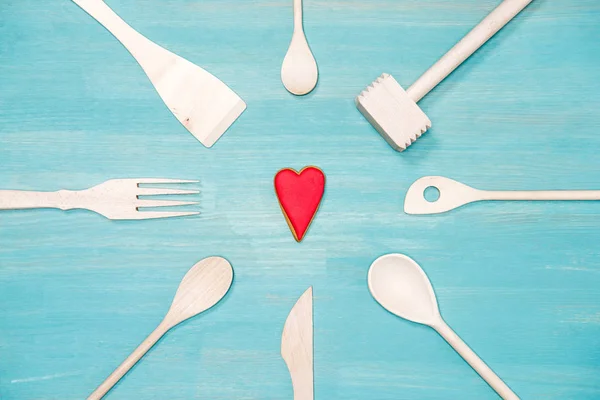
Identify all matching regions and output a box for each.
[0,179,199,220]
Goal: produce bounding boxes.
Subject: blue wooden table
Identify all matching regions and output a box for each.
[1,1,599,399]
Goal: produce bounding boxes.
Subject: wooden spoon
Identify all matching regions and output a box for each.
[368,254,519,400]
[88,257,234,399]
[405,176,600,215]
[281,0,318,95]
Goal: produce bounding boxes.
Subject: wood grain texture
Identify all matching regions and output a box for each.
[0,0,599,399]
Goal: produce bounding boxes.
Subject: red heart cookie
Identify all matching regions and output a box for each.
[274,167,325,242]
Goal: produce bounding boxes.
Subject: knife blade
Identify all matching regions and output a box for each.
[281,287,313,400]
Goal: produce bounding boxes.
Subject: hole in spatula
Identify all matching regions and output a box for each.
[424,186,440,203]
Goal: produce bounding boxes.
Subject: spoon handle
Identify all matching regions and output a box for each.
[88,321,170,400]
[480,190,600,202]
[433,321,519,400]
[293,0,303,32]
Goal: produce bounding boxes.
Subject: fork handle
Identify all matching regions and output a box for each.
[0,190,80,211]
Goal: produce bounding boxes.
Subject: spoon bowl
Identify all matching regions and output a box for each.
[406,175,600,215]
[281,0,318,95]
[281,34,318,95]
[367,253,520,400]
[166,256,234,326]
[404,176,481,215]
[368,253,440,326]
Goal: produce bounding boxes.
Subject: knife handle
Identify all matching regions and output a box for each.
[289,368,314,400]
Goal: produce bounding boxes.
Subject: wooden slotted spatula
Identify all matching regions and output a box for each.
[88,257,233,399]
[405,176,600,215]
[71,0,246,148]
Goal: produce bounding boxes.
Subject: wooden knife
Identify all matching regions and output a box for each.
[281,287,314,400]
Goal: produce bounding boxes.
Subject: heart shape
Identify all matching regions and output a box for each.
[274,167,325,242]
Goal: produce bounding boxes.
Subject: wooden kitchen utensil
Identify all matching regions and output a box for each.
[281,0,318,95]
[0,178,199,220]
[71,0,246,148]
[368,254,519,400]
[405,176,600,215]
[88,257,234,399]
[281,287,314,400]
[356,0,534,151]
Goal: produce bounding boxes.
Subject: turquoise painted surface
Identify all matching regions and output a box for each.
[1,0,599,398]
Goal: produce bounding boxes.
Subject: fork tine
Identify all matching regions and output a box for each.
[137,200,199,208]
[132,211,200,220]
[135,179,199,185]
[137,187,200,196]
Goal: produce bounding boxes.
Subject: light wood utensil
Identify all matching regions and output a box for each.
[71,0,246,148]
[356,0,534,151]
[281,287,313,400]
[405,176,600,215]
[88,257,234,399]
[0,178,199,220]
[368,254,519,400]
[281,0,318,95]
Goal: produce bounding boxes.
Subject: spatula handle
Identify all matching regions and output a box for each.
[88,321,170,400]
[71,0,148,53]
[407,0,534,103]
[481,190,600,201]
[434,321,519,400]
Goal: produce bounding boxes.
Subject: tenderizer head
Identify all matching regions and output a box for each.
[356,74,431,152]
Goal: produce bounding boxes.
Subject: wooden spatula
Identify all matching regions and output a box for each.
[72,0,246,148]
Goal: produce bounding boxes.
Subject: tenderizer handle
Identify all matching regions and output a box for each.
[434,320,519,400]
[407,0,534,103]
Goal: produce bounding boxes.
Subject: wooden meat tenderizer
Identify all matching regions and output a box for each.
[356,0,533,151]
